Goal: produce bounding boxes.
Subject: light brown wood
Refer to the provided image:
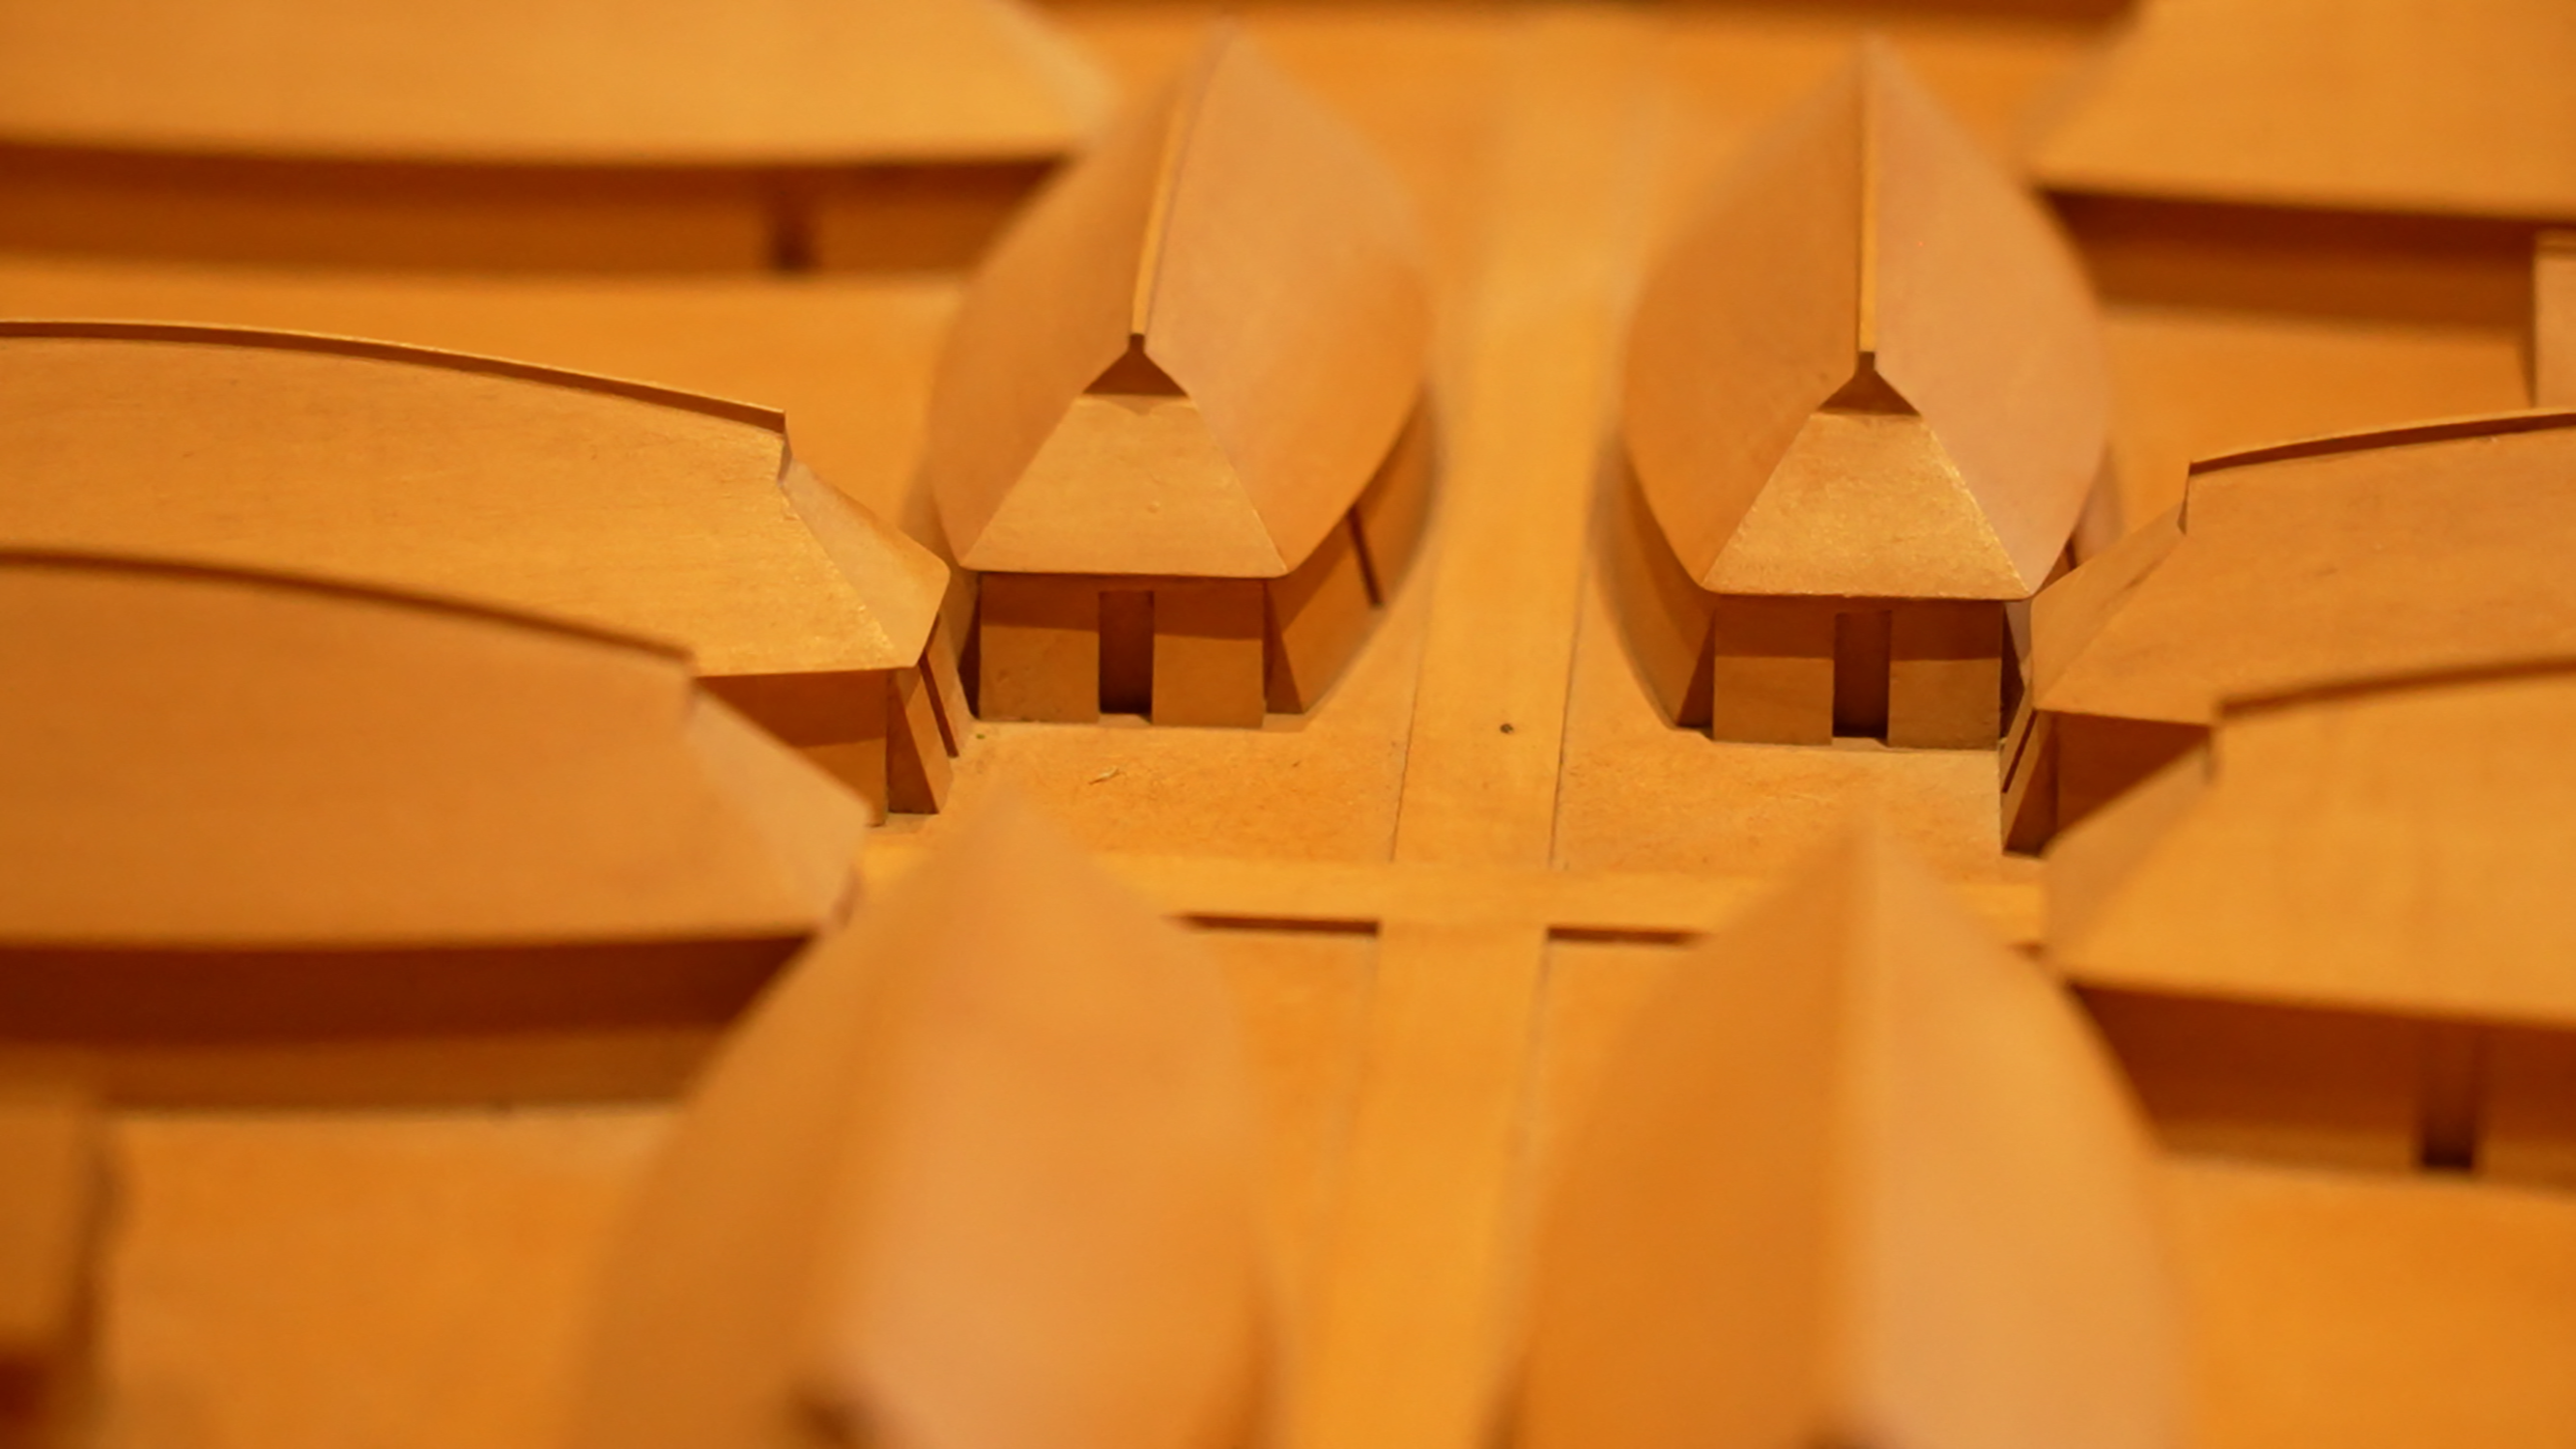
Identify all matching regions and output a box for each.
[0,555,868,1098]
[2050,665,2576,1028]
[1267,519,1378,715]
[2026,0,2576,223]
[1705,595,1836,746]
[1517,822,2183,1449]
[572,795,1268,1449]
[1152,579,1269,728]
[0,1091,101,1449]
[1624,39,2108,602]
[1888,599,2005,749]
[927,24,1429,581]
[976,573,1102,723]
[2538,231,2576,406]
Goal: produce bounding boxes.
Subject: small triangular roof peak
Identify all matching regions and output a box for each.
[1626,40,2109,600]
[925,25,1432,579]
[2035,410,2576,724]
[573,794,1268,1449]
[2025,0,2576,223]
[0,323,948,673]
[2049,663,2576,1026]
[0,0,1110,166]
[0,554,868,951]
[1519,819,2184,1449]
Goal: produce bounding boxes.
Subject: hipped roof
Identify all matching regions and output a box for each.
[925,26,1431,579]
[0,554,868,951]
[0,0,1109,166]
[2026,0,2576,223]
[573,795,1263,1449]
[1520,821,2181,1449]
[2048,664,2576,1026]
[0,322,948,674]
[1624,41,2109,601]
[2035,411,2576,725]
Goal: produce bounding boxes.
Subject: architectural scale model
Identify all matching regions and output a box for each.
[4,3,2576,1447]
[2008,411,2576,848]
[2050,664,2576,1180]
[0,554,871,1102]
[1617,43,2110,750]
[1518,824,2182,1449]
[921,26,1434,727]
[573,800,1267,1449]
[0,322,961,819]
[0,0,1110,269]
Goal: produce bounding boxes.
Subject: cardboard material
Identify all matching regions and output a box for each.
[572,797,1268,1449]
[1518,822,2183,1449]
[0,0,1110,270]
[0,322,958,812]
[2026,411,2576,840]
[0,1091,101,1449]
[2026,0,2576,224]
[0,554,869,1085]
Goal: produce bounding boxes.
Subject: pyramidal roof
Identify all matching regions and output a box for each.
[1625,40,2109,601]
[2035,411,2576,725]
[0,0,1110,165]
[2049,664,2576,1027]
[0,323,949,674]
[2026,0,2576,223]
[574,795,1267,1449]
[0,554,868,951]
[924,25,1431,579]
[1519,820,2182,1449]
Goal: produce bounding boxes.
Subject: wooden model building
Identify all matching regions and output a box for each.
[1617,42,2110,750]
[574,797,1268,1449]
[0,322,961,819]
[0,553,872,1102]
[1519,823,2183,1449]
[2008,410,2576,849]
[0,0,1110,270]
[920,27,1435,728]
[2026,0,2576,225]
[2049,663,2576,1180]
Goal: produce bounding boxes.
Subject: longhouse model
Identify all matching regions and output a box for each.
[2049,663,2576,1182]
[921,26,1434,728]
[0,322,960,819]
[574,798,1269,1449]
[1617,42,2110,750]
[1519,823,2183,1449]
[2010,411,2576,849]
[0,553,871,1101]
[0,0,1111,270]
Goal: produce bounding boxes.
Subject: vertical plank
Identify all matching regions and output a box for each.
[1268,519,1379,713]
[1391,10,1657,868]
[978,574,1100,724]
[1152,579,1267,728]
[1887,599,2004,749]
[0,1090,101,1449]
[1707,595,1834,746]
[883,668,951,815]
[1292,921,1546,1449]
[2534,231,2575,407]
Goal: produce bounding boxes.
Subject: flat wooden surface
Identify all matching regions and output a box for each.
[3,5,2561,1448]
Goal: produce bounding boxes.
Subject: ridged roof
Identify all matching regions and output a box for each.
[0,323,948,673]
[924,26,1430,579]
[1625,42,2108,601]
